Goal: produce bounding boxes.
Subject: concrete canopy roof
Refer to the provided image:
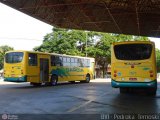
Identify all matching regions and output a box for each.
[1,0,160,37]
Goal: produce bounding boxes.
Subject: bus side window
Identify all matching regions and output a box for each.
[55,56,63,66]
[63,57,67,66]
[59,56,63,66]
[84,59,90,67]
[87,59,90,67]
[84,59,87,67]
[51,55,56,66]
[66,57,70,66]
[75,58,78,67]
[78,59,83,67]
[28,53,37,66]
[81,59,84,67]
[71,58,74,67]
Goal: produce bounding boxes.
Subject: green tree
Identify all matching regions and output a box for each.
[34,28,84,55]
[0,45,13,70]
[34,28,96,56]
[87,33,114,78]
[87,33,149,78]
[113,34,149,41]
[34,27,149,78]
[156,49,160,72]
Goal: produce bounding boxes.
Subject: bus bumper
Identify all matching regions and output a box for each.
[4,76,27,82]
[111,79,157,88]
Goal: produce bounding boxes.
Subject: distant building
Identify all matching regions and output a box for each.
[0,69,3,77]
[95,63,111,78]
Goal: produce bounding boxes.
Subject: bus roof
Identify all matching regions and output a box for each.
[5,50,95,60]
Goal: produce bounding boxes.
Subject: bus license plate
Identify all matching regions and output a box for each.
[129,78,137,81]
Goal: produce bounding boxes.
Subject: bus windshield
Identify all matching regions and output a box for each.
[114,44,152,60]
[5,52,24,63]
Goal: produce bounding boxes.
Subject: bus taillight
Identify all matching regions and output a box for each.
[150,73,153,77]
[114,74,117,77]
[149,70,153,77]
[114,70,117,77]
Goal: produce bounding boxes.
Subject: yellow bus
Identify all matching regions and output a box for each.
[4,51,95,86]
[111,41,157,95]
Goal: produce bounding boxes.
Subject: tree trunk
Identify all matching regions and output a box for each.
[102,63,108,78]
[102,66,105,78]
[102,63,105,78]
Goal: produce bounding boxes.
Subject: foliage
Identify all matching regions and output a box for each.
[156,49,160,72]
[0,45,13,70]
[34,28,84,56]
[87,33,149,77]
[34,27,150,78]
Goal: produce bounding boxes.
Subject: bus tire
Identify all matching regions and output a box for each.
[147,87,157,96]
[120,88,128,93]
[51,75,58,86]
[31,82,42,86]
[69,81,75,83]
[85,74,90,83]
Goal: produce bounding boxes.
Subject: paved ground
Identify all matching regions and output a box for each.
[0,79,160,120]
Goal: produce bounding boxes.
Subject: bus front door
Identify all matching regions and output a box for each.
[40,58,49,83]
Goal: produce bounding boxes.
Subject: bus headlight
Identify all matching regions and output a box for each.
[121,78,125,81]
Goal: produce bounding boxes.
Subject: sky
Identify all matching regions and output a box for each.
[0,3,52,50]
[0,3,160,50]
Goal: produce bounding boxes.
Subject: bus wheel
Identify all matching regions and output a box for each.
[85,74,90,83]
[51,75,58,86]
[31,82,42,86]
[69,81,75,83]
[147,87,157,96]
[120,88,128,93]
